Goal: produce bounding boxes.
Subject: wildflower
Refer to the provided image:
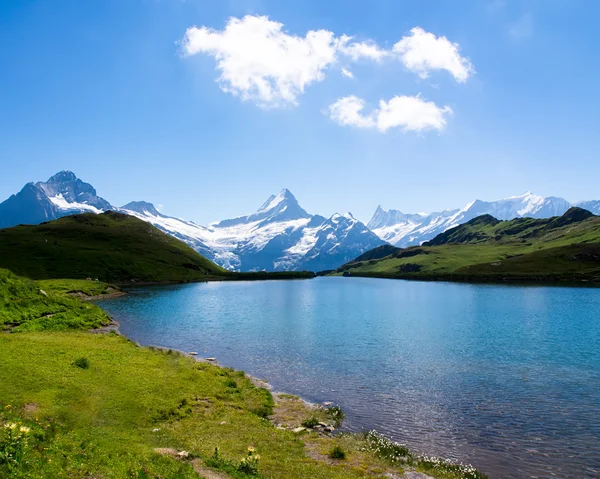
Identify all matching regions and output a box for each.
[19,426,31,433]
[4,422,17,430]
[4,405,11,410]
[247,446,256,453]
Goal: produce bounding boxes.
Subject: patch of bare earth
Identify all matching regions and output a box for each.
[153,448,231,478]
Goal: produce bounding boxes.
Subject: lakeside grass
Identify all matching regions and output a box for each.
[0,269,112,332]
[0,332,486,479]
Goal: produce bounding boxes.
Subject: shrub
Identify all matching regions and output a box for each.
[73,357,90,369]
[329,445,346,460]
[224,379,238,389]
[301,416,320,429]
[325,405,345,427]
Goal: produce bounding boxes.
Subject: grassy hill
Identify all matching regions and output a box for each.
[335,207,600,284]
[0,212,314,283]
[0,268,113,332]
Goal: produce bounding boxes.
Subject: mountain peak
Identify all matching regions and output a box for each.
[121,201,161,216]
[258,188,298,212]
[47,170,78,184]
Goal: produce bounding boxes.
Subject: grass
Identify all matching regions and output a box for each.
[335,208,600,284]
[0,332,486,479]
[0,268,111,332]
[0,211,314,284]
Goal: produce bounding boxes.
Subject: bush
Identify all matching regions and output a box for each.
[224,379,238,389]
[325,405,344,427]
[73,357,90,369]
[329,445,346,460]
[301,417,320,429]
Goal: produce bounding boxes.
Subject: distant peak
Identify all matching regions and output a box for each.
[258,188,299,212]
[121,201,160,216]
[47,170,77,183]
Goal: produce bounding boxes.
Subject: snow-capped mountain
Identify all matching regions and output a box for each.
[0,171,384,271]
[1,171,596,271]
[122,189,385,272]
[0,171,113,229]
[369,192,575,247]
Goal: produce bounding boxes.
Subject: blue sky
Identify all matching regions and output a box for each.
[1,0,599,224]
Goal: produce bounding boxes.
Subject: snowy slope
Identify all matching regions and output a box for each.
[369,192,574,247]
[122,190,384,272]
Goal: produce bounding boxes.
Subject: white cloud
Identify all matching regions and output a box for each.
[393,27,474,82]
[376,95,452,132]
[341,68,354,78]
[328,96,376,128]
[181,16,474,114]
[328,94,452,133]
[338,35,389,62]
[182,15,339,107]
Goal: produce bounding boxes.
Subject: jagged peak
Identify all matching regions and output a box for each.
[46,170,78,183]
[257,188,298,212]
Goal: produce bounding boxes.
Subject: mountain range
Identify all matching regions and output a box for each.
[1,171,598,271]
[368,192,599,247]
[0,172,385,272]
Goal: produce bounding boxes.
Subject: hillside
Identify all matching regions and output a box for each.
[0,211,227,283]
[336,208,600,284]
[0,268,112,332]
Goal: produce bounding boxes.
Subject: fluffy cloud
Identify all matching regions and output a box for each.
[182,15,339,107]
[338,36,389,62]
[181,16,473,114]
[328,95,452,133]
[393,27,474,82]
[328,96,376,128]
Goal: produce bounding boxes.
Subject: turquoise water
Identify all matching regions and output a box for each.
[96,277,600,479]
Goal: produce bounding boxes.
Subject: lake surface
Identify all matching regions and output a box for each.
[96,277,600,479]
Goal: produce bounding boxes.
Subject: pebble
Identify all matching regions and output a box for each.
[205,357,217,361]
[292,427,306,433]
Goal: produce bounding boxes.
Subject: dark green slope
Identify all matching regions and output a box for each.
[336,208,600,284]
[0,211,227,283]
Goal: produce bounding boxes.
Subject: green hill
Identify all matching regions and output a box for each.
[0,268,112,332]
[0,211,313,283]
[335,207,600,284]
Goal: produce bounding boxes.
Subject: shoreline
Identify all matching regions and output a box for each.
[90,310,484,479]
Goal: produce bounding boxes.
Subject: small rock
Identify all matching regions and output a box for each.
[39,289,48,296]
[323,401,333,406]
[189,352,198,356]
[318,422,329,427]
[152,428,161,432]
[324,426,335,432]
[177,451,190,458]
[205,357,216,361]
[292,427,306,433]
[219,421,227,425]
